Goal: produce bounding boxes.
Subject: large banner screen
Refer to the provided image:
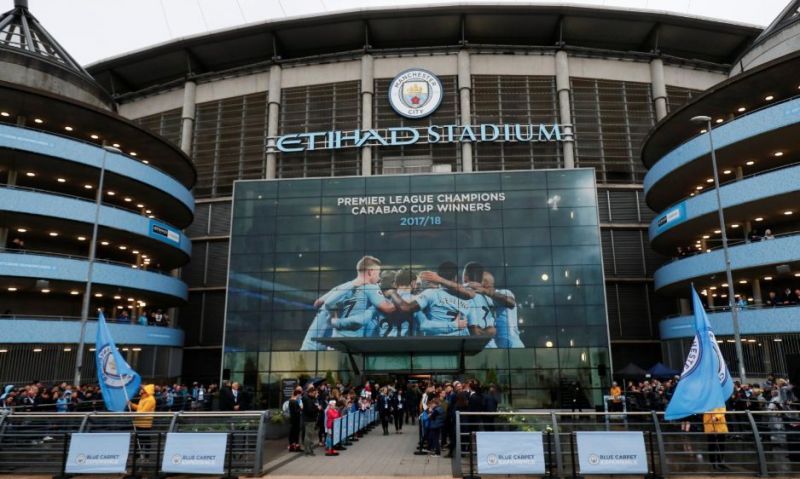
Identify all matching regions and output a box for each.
[226,170,608,360]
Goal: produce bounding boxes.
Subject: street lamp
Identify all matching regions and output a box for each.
[690,115,747,383]
[73,145,121,386]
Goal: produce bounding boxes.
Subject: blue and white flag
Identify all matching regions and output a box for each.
[664,288,734,420]
[95,311,141,412]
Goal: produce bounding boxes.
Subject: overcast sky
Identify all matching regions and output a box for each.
[17,0,791,66]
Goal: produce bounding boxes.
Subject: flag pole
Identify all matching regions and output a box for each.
[120,373,145,459]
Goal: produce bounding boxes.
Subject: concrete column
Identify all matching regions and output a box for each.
[679,298,692,316]
[706,291,714,309]
[649,58,668,121]
[179,80,197,155]
[753,278,763,305]
[360,54,374,176]
[735,166,743,180]
[265,64,282,179]
[555,50,575,169]
[458,50,473,172]
[0,169,17,250]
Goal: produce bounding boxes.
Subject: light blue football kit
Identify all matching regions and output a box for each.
[493,289,524,348]
[300,280,355,350]
[325,282,389,338]
[467,291,497,348]
[415,287,470,336]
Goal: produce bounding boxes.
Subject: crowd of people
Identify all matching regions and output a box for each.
[109,308,171,327]
[609,375,798,413]
[0,380,225,412]
[283,378,500,457]
[608,375,800,470]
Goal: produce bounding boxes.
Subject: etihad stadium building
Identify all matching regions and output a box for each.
[8,2,773,407]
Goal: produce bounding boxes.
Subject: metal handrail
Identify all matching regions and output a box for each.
[663,302,800,319]
[0,183,158,222]
[0,248,174,277]
[650,92,800,189]
[657,152,800,215]
[454,409,800,478]
[0,314,177,330]
[668,228,800,264]
[4,122,179,183]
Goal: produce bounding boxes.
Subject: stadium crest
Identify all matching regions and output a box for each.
[389,69,443,119]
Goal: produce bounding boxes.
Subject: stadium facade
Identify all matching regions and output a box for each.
[83,3,766,408]
[0,0,193,383]
[645,1,800,378]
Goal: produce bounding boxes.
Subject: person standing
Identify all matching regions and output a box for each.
[128,384,157,456]
[703,406,730,471]
[301,387,321,456]
[405,385,419,425]
[378,387,392,435]
[391,388,405,433]
[220,382,242,411]
[324,400,341,456]
[427,398,445,457]
[288,387,303,452]
[609,381,623,412]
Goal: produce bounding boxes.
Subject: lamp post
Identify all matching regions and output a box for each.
[690,115,747,383]
[73,145,121,387]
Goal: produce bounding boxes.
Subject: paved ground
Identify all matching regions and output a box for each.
[263,423,452,478]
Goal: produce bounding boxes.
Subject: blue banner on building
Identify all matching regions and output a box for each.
[476,431,545,475]
[655,201,687,234]
[161,433,228,475]
[576,431,648,474]
[65,433,130,474]
[148,219,181,245]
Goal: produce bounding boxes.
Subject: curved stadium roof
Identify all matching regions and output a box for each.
[86,3,762,99]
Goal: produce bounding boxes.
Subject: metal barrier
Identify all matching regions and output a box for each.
[0,410,269,476]
[454,410,800,477]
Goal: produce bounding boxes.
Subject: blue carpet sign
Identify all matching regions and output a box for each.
[332,417,342,445]
[161,433,228,475]
[576,431,648,474]
[65,433,130,474]
[476,431,545,475]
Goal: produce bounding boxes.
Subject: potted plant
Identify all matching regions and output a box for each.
[264,409,291,439]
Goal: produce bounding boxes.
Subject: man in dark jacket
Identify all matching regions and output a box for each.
[427,398,445,456]
[378,387,393,435]
[219,382,242,411]
[301,387,321,455]
[391,388,405,433]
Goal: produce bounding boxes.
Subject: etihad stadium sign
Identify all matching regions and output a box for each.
[273,67,566,153]
[274,123,565,153]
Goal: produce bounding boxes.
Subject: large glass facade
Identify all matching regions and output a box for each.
[224,169,610,409]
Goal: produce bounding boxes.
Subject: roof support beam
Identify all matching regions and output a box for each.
[640,22,661,54]
[184,48,208,76]
[363,20,371,51]
[17,10,35,52]
[0,11,16,33]
[271,32,281,61]
[554,15,565,47]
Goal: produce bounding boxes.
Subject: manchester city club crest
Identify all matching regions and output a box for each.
[389,69,443,119]
[98,345,135,388]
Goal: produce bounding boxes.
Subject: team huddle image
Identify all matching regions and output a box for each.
[301,255,525,350]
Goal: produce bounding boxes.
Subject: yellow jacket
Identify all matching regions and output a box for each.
[130,384,156,429]
[703,407,728,434]
[610,386,622,402]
